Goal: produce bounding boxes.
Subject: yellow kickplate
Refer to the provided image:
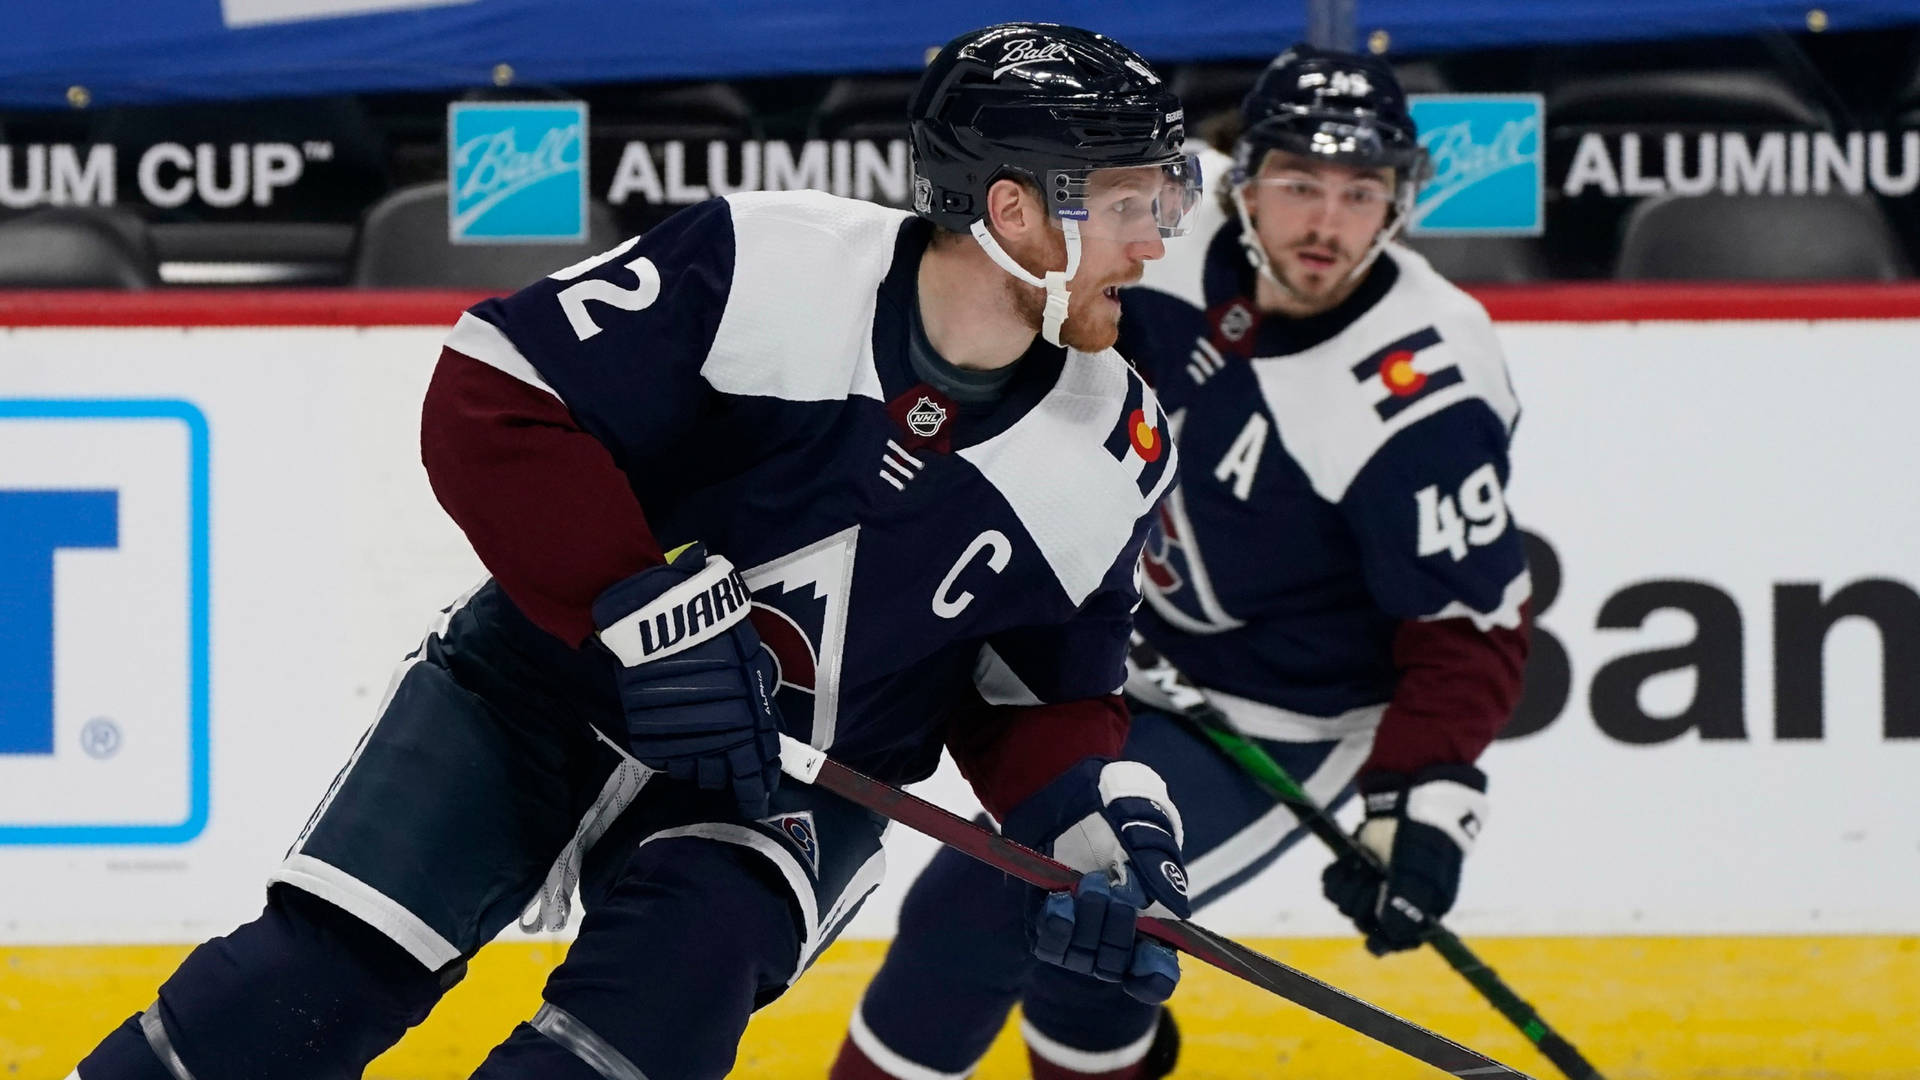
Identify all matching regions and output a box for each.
[4,936,1914,1079]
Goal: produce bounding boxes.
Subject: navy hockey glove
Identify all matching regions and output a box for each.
[1003,758,1191,1004]
[593,543,781,819]
[1322,763,1487,955]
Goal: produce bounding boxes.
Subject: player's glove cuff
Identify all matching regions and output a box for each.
[593,543,755,666]
[1359,762,1489,856]
[1003,757,1191,920]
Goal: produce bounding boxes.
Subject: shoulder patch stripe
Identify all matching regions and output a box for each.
[1102,372,1174,499]
[1102,370,1146,461]
[1350,325,1442,381]
[1350,325,1460,420]
[1376,365,1464,420]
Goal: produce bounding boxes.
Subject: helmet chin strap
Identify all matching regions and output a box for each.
[970,217,1083,347]
[1230,181,1416,305]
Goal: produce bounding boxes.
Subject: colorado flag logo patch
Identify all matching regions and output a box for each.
[1351,327,1460,420]
[1104,371,1173,499]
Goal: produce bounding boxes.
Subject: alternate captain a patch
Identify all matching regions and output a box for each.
[1104,369,1174,498]
[1350,326,1460,420]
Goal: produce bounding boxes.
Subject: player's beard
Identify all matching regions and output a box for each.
[1274,232,1352,299]
[1005,274,1123,353]
[1003,229,1127,353]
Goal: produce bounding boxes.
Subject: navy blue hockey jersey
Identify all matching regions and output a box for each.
[426,191,1177,794]
[1116,156,1528,769]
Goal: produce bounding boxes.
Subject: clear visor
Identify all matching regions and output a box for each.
[1047,155,1205,241]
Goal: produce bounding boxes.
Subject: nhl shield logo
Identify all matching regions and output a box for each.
[1218,302,1255,343]
[905,395,948,439]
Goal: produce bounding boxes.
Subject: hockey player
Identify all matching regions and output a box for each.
[70,24,1207,1080]
[833,45,1530,1080]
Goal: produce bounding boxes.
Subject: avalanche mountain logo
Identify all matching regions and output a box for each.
[760,810,821,873]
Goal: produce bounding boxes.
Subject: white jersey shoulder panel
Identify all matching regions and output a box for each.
[706,190,910,404]
[1134,146,1235,312]
[1252,242,1519,503]
[960,348,1175,606]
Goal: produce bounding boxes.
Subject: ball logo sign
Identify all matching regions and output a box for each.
[447,101,589,243]
[0,400,209,844]
[1407,94,1546,235]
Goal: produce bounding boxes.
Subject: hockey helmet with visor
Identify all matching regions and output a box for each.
[910,23,1203,344]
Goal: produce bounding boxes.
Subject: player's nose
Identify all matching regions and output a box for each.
[1130,233,1167,261]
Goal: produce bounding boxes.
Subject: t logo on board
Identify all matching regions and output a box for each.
[0,400,210,845]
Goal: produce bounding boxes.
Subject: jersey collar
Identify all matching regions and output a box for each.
[1202,217,1401,359]
[873,217,1070,452]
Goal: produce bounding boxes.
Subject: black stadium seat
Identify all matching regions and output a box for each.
[809,76,920,141]
[1542,64,1835,278]
[1168,61,1269,151]
[1169,62,1269,127]
[89,96,391,224]
[1545,69,1832,128]
[1614,193,1910,280]
[348,181,627,289]
[1400,235,1552,284]
[0,207,158,288]
[591,81,761,143]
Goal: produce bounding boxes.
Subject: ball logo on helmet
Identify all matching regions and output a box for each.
[995,38,1073,76]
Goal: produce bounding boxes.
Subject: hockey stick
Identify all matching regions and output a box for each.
[776,734,1533,1079]
[1167,707,1607,1080]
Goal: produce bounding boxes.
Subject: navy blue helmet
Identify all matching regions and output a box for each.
[1236,45,1428,183]
[909,23,1196,234]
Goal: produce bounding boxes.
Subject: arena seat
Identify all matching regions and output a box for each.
[0,207,158,288]
[1547,69,1831,127]
[1614,193,1909,280]
[90,96,391,223]
[809,76,920,141]
[1400,234,1553,283]
[348,182,627,289]
[592,80,761,143]
[1543,60,1836,278]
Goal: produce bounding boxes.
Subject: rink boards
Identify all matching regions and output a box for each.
[1,287,1917,1076]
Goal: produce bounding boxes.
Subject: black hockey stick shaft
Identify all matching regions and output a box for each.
[776,735,1534,1080]
[1176,711,1606,1080]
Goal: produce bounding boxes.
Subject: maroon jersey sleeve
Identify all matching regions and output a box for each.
[420,347,664,646]
[944,695,1131,820]
[1365,605,1530,774]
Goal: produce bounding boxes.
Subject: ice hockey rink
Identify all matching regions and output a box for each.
[4,2,1920,1078]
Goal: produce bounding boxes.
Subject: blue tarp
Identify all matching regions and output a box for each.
[4,0,1914,108]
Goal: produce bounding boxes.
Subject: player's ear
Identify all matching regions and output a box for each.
[984,177,1041,243]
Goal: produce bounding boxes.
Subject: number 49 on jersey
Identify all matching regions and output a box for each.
[1415,463,1509,562]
